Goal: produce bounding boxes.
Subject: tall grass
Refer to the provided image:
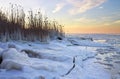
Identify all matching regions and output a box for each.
[0,4,64,42]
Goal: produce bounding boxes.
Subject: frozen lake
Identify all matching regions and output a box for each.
[74,34,120,79]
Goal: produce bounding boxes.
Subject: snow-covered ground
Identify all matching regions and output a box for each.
[0,34,120,79]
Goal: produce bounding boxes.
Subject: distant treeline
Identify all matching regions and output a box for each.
[0,4,64,42]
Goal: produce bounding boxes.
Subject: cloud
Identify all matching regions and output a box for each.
[67,0,107,15]
[114,20,120,24]
[103,20,120,26]
[75,17,96,23]
[52,0,106,14]
[103,23,111,26]
[99,6,103,9]
[52,3,66,13]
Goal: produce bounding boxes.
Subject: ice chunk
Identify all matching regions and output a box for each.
[2,48,28,60]
[1,48,30,70]
[0,48,3,64]
[68,38,110,47]
[8,43,16,48]
[0,48,3,57]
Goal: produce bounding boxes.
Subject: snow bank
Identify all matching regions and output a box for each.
[1,48,30,70]
[1,48,72,76]
[0,38,111,79]
[21,49,73,63]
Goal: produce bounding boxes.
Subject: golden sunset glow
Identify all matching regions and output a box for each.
[64,26,120,34]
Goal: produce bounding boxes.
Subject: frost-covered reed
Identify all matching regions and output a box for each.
[0,4,64,42]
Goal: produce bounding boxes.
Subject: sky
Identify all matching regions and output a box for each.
[0,0,120,34]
